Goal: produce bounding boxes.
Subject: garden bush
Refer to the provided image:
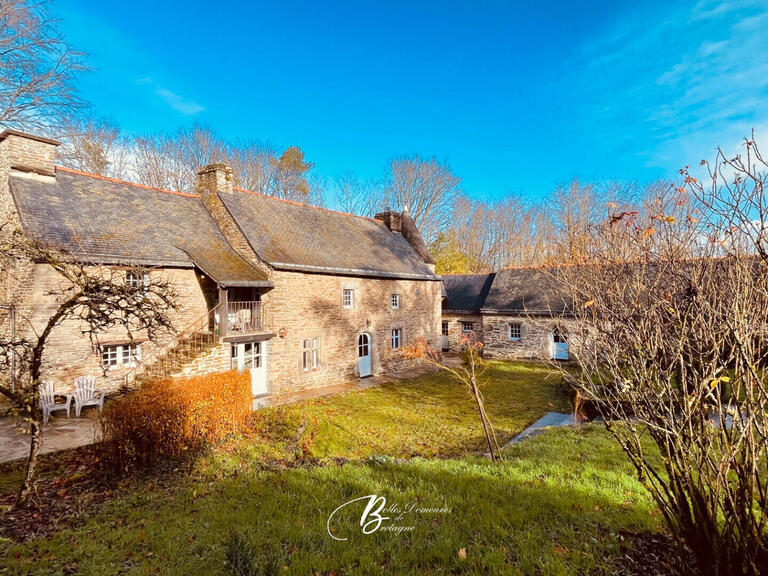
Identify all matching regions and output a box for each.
[100,370,251,471]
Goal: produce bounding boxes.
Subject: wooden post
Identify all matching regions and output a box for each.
[218,287,228,339]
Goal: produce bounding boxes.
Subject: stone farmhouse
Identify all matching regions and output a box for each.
[0,129,443,401]
[441,268,573,360]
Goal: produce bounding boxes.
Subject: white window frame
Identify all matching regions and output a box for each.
[102,343,141,368]
[509,322,522,341]
[461,321,475,334]
[442,321,449,336]
[126,271,150,293]
[302,338,319,371]
[342,288,354,309]
[391,328,402,350]
[391,293,401,309]
[231,341,262,370]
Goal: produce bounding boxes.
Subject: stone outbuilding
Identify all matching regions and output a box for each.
[441,268,573,361]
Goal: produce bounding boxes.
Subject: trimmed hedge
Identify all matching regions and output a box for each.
[100,370,251,471]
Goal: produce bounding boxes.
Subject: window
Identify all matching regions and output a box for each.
[442,321,449,336]
[509,322,522,341]
[302,338,318,371]
[461,322,475,333]
[391,293,401,309]
[102,343,140,367]
[342,289,354,309]
[391,328,402,350]
[232,341,261,370]
[126,272,150,293]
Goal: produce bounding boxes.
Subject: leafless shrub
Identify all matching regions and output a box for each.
[554,137,768,575]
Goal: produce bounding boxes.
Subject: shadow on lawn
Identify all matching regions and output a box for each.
[203,455,665,575]
[2,428,684,576]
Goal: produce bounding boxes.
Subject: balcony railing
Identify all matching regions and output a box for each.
[220,301,264,335]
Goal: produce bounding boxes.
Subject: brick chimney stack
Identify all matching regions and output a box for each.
[0,129,59,177]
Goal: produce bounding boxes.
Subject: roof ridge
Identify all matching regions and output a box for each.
[55,166,199,199]
[231,186,381,224]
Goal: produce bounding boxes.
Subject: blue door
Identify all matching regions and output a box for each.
[553,329,569,360]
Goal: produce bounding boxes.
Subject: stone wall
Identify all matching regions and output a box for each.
[482,314,577,361]
[13,264,210,394]
[441,313,484,353]
[175,342,232,378]
[262,270,442,393]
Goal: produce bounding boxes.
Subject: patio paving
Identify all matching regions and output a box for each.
[0,412,101,464]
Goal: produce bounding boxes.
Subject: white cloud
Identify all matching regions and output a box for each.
[136,77,204,116]
[573,0,768,173]
[154,87,205,116]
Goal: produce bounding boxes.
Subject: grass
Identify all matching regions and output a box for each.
[0,362,664,575]
[235,360,573,462]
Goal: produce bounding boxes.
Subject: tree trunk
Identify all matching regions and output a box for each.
[471,376,496,461]
[16,406,42,507]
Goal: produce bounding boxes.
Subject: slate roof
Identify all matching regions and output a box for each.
[220,189,439,280]
[441,274,495,311]
[9,168,270,287]
[481,268,571,315]
[442,268,571,315]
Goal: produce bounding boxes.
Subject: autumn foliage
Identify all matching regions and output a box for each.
[99,370,251,471]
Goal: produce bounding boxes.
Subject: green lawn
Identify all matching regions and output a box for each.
[233,360,573,463]
[1,362,664,576]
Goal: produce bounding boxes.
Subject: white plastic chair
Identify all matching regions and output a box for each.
[73,375,105,417]
[40,380,71,424]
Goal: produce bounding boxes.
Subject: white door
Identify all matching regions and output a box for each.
[358,333,372,377]
[235,341,268,395]
[552,329,569,361]
[441,321,449,350]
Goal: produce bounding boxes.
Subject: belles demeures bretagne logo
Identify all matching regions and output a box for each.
[327,494,452,540]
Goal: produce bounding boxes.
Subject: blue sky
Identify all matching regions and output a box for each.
[57,0,768,204]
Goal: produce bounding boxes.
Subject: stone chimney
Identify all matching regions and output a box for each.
[195,162,269,276]
[0,129,59,177]
[197,162,234,198]
[374,209,402,233]
[375,206,435,269]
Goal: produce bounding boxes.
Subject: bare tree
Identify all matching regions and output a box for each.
[55,116,129,177]
[229,140,280,195]
[383,156,461,243]
[130,132,189,191]
[333,171,383,217]
[0,0,85,129]
[0,222,177,506]
[402,335,499,460]
[555,138,768,574]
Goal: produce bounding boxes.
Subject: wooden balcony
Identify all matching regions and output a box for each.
[215,301,266,338]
